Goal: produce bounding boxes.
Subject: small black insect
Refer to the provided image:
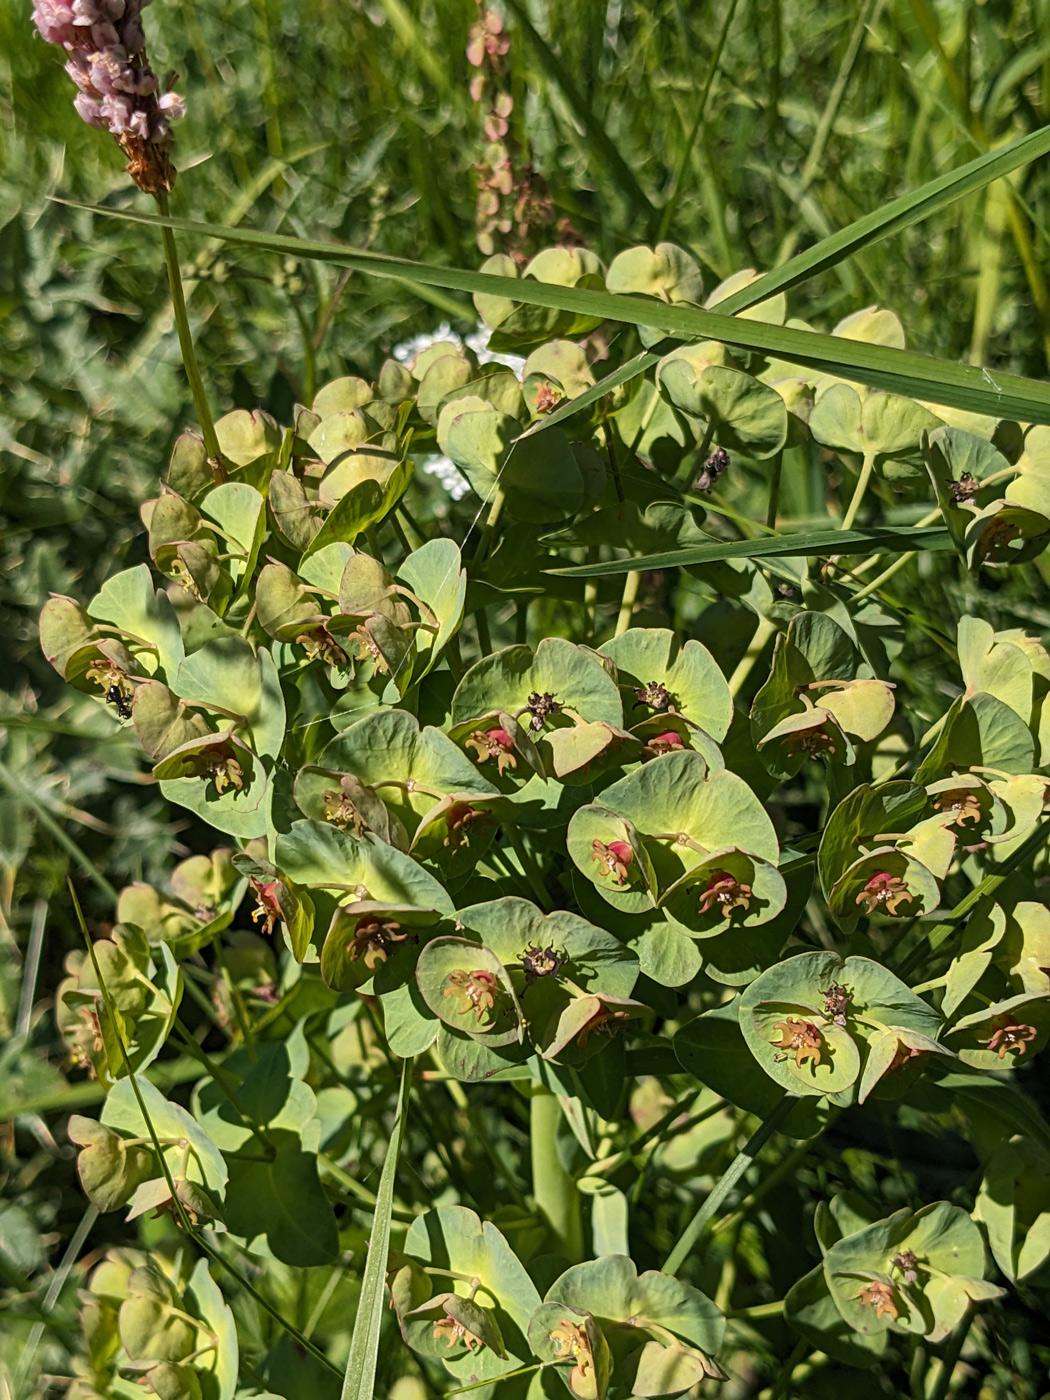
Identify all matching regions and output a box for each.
[106,685,133,721]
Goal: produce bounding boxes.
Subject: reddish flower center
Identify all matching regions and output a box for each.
[591,838,633,885]
[444,968,501,1022]
[465,727,517,776]
[697,870,753,918]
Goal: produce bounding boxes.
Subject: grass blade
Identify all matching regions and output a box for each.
[66,202,1050,423]
[525,123,1050,435]
[547,525,953,578]
[341,1057,412,1400]
[719,122,1050,316]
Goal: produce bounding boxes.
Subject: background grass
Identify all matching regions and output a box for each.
[4,0,1050,1395]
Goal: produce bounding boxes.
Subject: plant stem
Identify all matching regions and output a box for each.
[655,0,741,240]
[211,930,255,1048]
[849,548,916,604]
[156,191,226,481]
[614,570,641,637]
[662,1095,794,1276]
[766,450,784,528]
[909,1337,929,1399]
[768,1336,808,1400]
[929,1307,973,1400]
[728,615,776,699]
[475,485,505,565]
[530,1087,583,1262]
[841,451,876,530]
[475,605,492,657]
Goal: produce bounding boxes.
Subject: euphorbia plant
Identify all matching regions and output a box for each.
[30,11,1050,1395]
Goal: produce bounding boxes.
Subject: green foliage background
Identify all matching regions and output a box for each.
[5,1,1050,1396]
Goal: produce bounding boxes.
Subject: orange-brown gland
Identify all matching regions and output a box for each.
[444,801,490,853]
[199,743,245,794]
[697,870,753,918]
[932,788,983,826]
[645,730,685,757]
[770,1017,823,1069]
[550,1318,595,1390]
[856,1280,898,1321]
[322,789,368,836]
[432,1313,484,1353]
[984,1013,1038,1060]
[533,382,564,414]
[855,871,913,916]
[347,625,388,674]
[346,915,407,970]
[577,1004,631,1051]
[295,625,349,669]
[249,877,283,936]
[781,723,837,757]
[465,727,518,776]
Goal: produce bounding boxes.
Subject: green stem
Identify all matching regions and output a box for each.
[211,930,255,1048]
[614,570,641,637]
[768,1336,809,1400]
[475,486,506,565]
[505,827,552,910]
[909,1337,929,1400]
[156,191,226,480]
[728,616,776,699]
[530,1087,583,1262]
[929,1307,973,1400]
[850,549,915,604]
[662,1095,795,1276]
[766,450,784,529]
[726,1298,785,1319]
[841,450,876,530]
[475,605,492,657]
[388,510,412,557]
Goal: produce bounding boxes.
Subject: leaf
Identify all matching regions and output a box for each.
[784,1263,887,1368]
[223,1127,338,1266]
[543,1255,724,1360]
[399,1205,541,1381]
[185,1258,239,1400]
[674,999,827,1139]
[340,1058,410,1400]
[598,627,732,743]
[547,526,953,578]
[101,1077,227,1198]
[89,565,185,678]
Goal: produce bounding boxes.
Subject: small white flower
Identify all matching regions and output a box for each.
[421,454,470,500]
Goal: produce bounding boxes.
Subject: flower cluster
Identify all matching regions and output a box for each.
[31,0,185,193]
